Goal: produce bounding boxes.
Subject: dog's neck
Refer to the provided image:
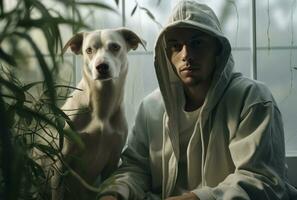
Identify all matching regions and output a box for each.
[83,65,127,121]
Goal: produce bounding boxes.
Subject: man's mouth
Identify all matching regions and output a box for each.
[180,66,200,72]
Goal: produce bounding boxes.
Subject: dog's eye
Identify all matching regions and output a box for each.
[86,47,93,54]
[109,43,121,52]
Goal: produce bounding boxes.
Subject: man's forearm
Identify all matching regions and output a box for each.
[98,195,118,200]
[165,192,200,200]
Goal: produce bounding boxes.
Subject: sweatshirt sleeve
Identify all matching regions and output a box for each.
[192,101,291,200]
[97,102,153,200]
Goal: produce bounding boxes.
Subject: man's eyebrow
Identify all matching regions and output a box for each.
[166,39,178,42]
[166,34,207,42]
[191,34,206,39]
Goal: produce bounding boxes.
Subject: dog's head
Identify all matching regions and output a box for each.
[63,28,146,81]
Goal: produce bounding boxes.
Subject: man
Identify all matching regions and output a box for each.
[98,1,297,199]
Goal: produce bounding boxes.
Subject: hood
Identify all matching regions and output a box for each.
[154,0,234,123]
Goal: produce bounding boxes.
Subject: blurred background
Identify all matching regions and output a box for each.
[1,0,297,190]
[8,0,295,154]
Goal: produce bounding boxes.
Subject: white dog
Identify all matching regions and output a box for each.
[48,27,145,200]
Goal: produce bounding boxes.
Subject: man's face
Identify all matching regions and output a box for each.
[165,27,219,87]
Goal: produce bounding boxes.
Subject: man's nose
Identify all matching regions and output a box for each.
[181,44,193,62]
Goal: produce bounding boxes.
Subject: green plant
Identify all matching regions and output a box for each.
[0,0,118,199]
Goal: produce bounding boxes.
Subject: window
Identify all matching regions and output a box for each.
[119,0,297,155]
[7,0,296,155]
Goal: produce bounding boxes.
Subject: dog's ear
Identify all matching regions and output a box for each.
[118,28,147,51]
[62,33,84,55]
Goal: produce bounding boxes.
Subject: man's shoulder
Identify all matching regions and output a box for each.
[143,88,163,104]
[230,73,272,95]
[227,73,275,104]
[142,88,164,109]
[141,88,165,113]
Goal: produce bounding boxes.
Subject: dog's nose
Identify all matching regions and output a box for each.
[96,63,109,74]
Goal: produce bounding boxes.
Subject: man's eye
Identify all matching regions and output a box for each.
[170,43,183,52]
[109,43,121,52]
[86,47,93,54]
[189,40,201,49]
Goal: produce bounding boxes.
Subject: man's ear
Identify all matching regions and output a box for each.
[62,32,84,55]
[215,38,223,56]
[117,28,147,51]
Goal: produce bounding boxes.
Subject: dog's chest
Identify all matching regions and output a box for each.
[70,108,93,132]
[70,110,113,132]
[65,112,126,179]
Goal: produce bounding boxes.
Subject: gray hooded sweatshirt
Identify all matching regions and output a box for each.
[99,1,297,199]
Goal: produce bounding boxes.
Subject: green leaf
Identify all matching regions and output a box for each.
[63,0,119,14]
[27,158,46,179]
[64,129,85,150]
[51,104,74,128]
[139,6,162,28]
[50,105,68,149]
[71,7,86,33]
[0,48,17,66]
[30,0,62,53]
[53,84,83,91]
[15,105,60,132]
[13,32,57,109]
[33,144,59,156]
[21,81,44,92]
[71,2,118,14]
[4,105,16,128]
[139,6,155,20]
[131,4,138,16]
[0,0,3,15]
[9,144,26,200]
[0,76,26,106]
[58,127,65,150]
[14,104,33,126]
[0,0,121,198]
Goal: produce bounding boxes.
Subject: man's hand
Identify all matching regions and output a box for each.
[165,192,200,200]
[98,195,118,200]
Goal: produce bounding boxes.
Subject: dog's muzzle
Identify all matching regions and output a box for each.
[95,63,113,80]
[96,63,109,75]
